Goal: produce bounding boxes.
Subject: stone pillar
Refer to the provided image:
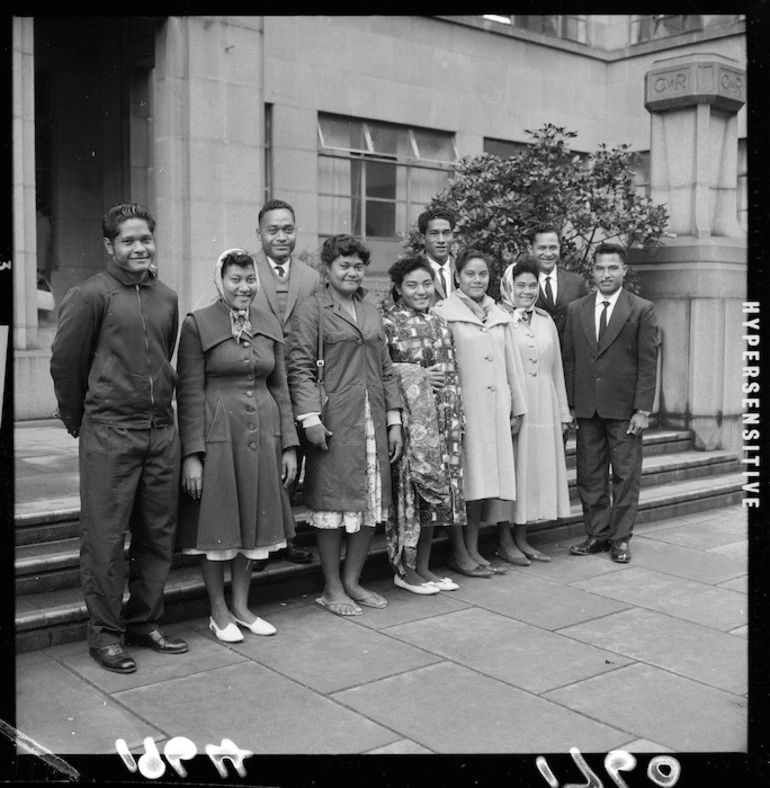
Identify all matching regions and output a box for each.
[633,53,746,451]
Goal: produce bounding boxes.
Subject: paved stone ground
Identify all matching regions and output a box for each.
[15,505,747,768]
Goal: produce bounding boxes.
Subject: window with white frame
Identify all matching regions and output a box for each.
[317,114,458,242]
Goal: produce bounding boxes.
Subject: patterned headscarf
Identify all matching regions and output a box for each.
[215,248,260,341]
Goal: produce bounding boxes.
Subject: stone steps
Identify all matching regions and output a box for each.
[14,430,743,652]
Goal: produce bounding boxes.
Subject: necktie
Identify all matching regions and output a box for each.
[275,265,285,280]
[598,300,610,342]
[438,266,448,297]
[544,276,554,308]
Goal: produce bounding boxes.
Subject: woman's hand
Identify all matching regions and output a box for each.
[388,424,403,464]
[182,455,203,499]
[426,364,446,391]
[282,448,298,488]
[305,423,333,451]
[510,415,522,436]
[562,420,571,434]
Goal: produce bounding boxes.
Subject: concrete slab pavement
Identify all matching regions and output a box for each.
[15,505,747,763]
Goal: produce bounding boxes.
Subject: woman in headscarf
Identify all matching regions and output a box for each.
[432,248,528,575]
[176,249,298,642]
[498,259,572,561]
[382,255,468,594]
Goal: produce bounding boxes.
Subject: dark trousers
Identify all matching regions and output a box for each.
[575,415,643,543]
[79,423,180,648]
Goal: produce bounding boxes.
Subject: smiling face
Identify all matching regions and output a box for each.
[258,208,296,265]
[457,256,490,302]
[423,218,454,265]
[327,254,365,297]
[528,231,560,275]
[103,218,156,273]
[592,252,627,296]
[221,263,258,309]
[397,266,434,313]
[512,271,539,310]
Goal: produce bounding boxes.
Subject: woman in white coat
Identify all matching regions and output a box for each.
[499,258,572,562]
[432,249,528,575]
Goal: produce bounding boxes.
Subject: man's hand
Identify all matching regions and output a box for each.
[305,423,332,451]
[627,412,650,436]
[182,455,204,499]
[388,424,403,464]
[511,415,522,435]
[282,448,298,488]
[568,408,578,430]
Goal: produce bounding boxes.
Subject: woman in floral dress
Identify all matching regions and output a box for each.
[382,256,472,594]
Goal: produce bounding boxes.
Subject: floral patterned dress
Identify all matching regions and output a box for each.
[382,303,466,575]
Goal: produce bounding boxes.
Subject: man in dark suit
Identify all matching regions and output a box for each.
[562,243,659,563]
[528,223,589,344]
[418,206,457,306]
[254,198,321,565]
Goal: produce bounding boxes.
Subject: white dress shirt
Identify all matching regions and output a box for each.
[266,255,291,279]
[427,255,453,296]
[594,287,622,341]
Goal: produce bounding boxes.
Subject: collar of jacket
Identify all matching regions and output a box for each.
[434,291,512,328]
[191,300,285,352]
[106,259,158,287]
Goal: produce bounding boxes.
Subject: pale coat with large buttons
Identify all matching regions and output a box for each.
[175,301,298,551]
[432,292,527,502]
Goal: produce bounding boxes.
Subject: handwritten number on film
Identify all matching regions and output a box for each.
[115,736,253,779]
[537,748,681,787]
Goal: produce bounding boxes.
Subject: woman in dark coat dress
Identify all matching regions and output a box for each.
[177,249,298,642]
[288,235,403,617]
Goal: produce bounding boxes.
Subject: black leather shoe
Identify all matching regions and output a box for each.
[89,643,137,674]
[282,541,314,564]
[125,628,189,654]
[569,537,611,556]
[610,540,631,563]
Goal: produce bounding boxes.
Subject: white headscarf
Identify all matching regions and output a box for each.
[215,248,260,341]
[500,262,532,327]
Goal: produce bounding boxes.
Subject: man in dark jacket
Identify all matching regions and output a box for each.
[528,223,589,345]
[50,203,187,673]
[562,243,659,563]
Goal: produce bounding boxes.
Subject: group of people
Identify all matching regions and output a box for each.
[50,200,658,675]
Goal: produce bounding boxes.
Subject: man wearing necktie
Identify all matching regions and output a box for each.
[418,206,457,306]
[562,243,659,564]
[527,224,589,346]
[253,199,321,565]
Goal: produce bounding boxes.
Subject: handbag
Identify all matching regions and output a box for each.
[315,300,329,420]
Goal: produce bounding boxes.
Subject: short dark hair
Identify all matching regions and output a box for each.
[220,249,256,275]
[102,203,156,241]
[320,234,371,266]
[417,205,457,235]
[455,247,491,273]
[526,223,561,245]
[593,242,627,265]
[258,199,296,225]
[510,257,540,281]
[388,255,434,302]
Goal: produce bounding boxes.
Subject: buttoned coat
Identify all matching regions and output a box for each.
[535,267,589,343]
[287,286,402,512]
[175,301,299,551]
[562,288,658,421]
[253,249,321,334]
[432,292,527,502]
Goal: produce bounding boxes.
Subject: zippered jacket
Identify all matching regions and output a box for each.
[50,260,179,433]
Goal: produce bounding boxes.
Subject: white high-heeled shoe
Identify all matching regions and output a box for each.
[232,615,277,636]
[209,616,244,643]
